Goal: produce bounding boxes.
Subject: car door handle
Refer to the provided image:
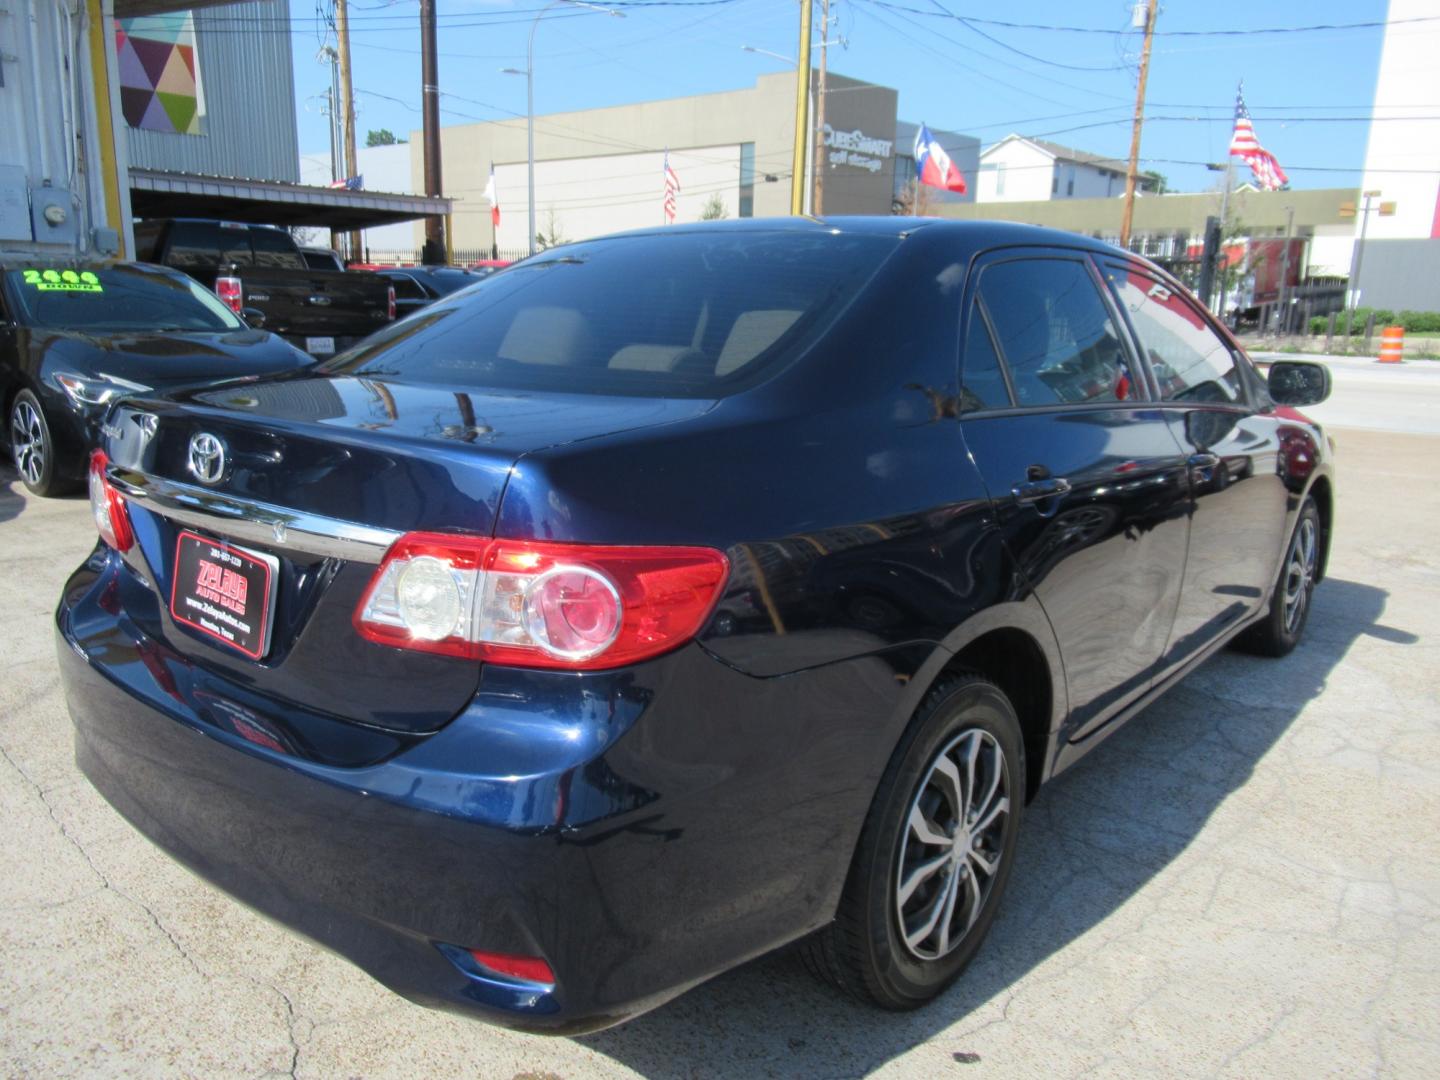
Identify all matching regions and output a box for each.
[1012,477,1072,504]
[1188,453,1220,470]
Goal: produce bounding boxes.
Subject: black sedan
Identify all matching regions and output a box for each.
[58,219,1333,1033]
[376,265,487,317]
[1,262,313,496]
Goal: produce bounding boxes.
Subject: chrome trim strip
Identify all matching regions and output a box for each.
[107,466,401,564]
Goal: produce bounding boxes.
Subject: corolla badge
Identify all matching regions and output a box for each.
[187,432,227,485]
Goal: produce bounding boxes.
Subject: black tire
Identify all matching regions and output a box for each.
[801,674,1024,1009]
[1235,496,1321,658]
[8,389,74,498]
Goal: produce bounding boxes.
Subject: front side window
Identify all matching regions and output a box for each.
[1104,264,1244,405]
[977,257,1135,407]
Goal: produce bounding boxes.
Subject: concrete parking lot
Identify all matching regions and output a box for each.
[2,424,1437,1078]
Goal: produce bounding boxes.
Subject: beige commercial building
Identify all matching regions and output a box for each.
[387,72,977,257]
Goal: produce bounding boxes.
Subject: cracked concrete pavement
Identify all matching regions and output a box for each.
[1,428,1437,1078]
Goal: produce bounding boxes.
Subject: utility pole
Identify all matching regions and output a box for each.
[1275,205,1295,336]
[812,0,830,216]
[1118,0,1157,251]
[334,0,360,259]
[789,0,813,216]
[1342,190,1379,347]
[420,0,445,263]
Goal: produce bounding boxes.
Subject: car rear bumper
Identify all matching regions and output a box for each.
[56,548,919,1032]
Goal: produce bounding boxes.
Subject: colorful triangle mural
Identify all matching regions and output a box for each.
[115,13,204,135]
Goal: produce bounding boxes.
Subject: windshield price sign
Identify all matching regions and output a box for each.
[22,269,104,293]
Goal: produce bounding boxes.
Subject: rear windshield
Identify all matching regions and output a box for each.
[4,266,244,332]
[322,231,900,397]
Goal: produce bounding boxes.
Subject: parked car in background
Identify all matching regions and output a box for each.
[59,219,1333,1034]
[134,219,394,357]
[375,265,485,317]
[467,259,512,274]
[298,246,345,272]
[1,262,313,496]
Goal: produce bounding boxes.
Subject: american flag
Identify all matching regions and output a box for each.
[663,151,680,224]
[1228,86,1288,191]
[328,175,364,191]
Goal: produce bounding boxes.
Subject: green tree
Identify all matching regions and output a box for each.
[365,128,405,147]
[535,207,567,250]
[1141,170,1168,194]
[700,193,729,220]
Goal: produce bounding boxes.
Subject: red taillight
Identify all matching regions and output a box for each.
[88,451,134,552]
[468,949,555,986]
[354,535,728,670]
[386,284,396,321]
[215,275,243,314]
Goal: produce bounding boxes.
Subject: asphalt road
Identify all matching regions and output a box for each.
[1250,353,1440,435]
[2,427,1437,1078]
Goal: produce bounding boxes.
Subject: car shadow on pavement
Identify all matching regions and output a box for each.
[580,577,1411,1077]
[0,465,25,524]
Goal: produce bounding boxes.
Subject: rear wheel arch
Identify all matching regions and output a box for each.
[938,627,1056,803]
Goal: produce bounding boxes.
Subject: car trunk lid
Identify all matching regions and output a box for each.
[101,373,713,734]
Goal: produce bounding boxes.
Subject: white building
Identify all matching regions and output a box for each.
[300,142,416,254]
[975,135,1158,205]
[1350,0,1440,310]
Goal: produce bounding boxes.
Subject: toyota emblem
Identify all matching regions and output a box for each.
[187,432,227,485]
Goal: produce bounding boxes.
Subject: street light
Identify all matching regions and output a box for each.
[740,44,796,64]
[502,0,624,256]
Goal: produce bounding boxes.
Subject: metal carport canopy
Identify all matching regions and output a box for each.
[128,170,452,231]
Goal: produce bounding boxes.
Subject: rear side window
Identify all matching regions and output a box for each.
[1104,264,1244,405]
[163,222,226,271]
[324,232,901,398]
[978,258,1135,407]
[250,228,306,270]
[960,308,1011,410]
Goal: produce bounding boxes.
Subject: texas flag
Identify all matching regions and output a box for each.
[483,165,500,227]
[913,123,967,194]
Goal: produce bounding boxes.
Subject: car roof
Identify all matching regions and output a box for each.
[381,265,475,276]
[560,215,1121,258]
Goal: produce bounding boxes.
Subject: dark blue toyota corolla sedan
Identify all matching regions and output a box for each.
[56,219,1334,1033]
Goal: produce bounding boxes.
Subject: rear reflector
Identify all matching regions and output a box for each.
[354,535,728,670]
[468,949,556,986]
[88,451,134,553]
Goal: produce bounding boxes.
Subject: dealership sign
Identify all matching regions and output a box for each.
[823,125,893,173]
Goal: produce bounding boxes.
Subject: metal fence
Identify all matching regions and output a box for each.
[361,247,531,266]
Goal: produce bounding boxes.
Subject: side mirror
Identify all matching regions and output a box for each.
[1267,361,1330,407]
[240,306,267,329]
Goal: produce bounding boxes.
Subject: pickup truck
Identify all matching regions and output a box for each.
[134,219,395,356]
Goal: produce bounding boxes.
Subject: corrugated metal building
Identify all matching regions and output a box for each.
[0,0,126,259]
[123,0,299,183]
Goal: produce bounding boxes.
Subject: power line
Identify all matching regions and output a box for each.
[912,0,1130,72]
[861,1,1440,37]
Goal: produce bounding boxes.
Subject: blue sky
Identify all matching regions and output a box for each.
[288,0,1403,194]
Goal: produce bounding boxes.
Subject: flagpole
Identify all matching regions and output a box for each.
[1214,151,1234,313]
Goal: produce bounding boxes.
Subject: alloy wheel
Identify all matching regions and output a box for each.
[11,399,45,487]
[895,728,1011,961]
[1283,516,1318,635]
